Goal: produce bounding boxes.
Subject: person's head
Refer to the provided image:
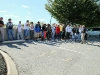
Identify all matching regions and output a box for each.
[82,25,85,28]
[43,24,46,26]
[31,22,33,25]
[19,21,21,24]
[1,17,3,21]
[26,20,29,23]
[80,25,82,28]
[8,18,11,22]
[38,21,40,24]
[73,25,76,27]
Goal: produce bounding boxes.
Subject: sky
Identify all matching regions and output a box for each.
[0,0,57,24]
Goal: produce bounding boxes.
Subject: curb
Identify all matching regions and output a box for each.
[0,50,18,75]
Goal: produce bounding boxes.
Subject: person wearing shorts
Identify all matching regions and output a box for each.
[35,21,41,41]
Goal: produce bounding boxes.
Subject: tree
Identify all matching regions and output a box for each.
[45,0,100,27]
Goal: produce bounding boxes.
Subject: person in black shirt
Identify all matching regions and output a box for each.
[0,17,4,42]
[6,18,15,40]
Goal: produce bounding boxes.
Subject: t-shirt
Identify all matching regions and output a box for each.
[6,22,13,29]
[59,25,63,31]
[66,26,72,32]
[51,26,55,32]
[17,24,22,32]
[30,24,34,30]
[0,21,4,27]
[24,23,29,30]
[35,24,41,33]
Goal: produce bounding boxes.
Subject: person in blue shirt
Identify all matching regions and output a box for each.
[35,21,41,41]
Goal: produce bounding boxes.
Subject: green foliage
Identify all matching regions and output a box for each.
[45,0,100,27]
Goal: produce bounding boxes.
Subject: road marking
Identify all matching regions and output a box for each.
[57,47,85,55]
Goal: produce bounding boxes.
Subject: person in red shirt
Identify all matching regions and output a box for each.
[56,25,60,40]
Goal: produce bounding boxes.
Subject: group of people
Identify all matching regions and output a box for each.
[0,17,87,44]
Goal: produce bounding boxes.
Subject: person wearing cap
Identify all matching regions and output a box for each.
[24,20,30,40]
[0,17,4,42]
[6,18,15,40]
[34,21,41,41]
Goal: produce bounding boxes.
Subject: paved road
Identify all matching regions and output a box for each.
[0,38,100,75]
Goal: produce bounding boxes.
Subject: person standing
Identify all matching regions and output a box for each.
[62,24,66,40]
[59,24,63,40]
[72,25,77,41]
[17,21,23,40]
[30,22,34,40]
[41,24,47,41]
[6,18,15,40]
[56,25,60,40]
[79,25,82,40]
[51,24,55,40]
[46,24,51,40]
[81,25,86,44]
[65,24,72,39]
[35,21,41,41]
[0,17,4,42]
[24,20,30,40]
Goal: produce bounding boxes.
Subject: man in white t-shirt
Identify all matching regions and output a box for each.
[17,21,23,40]
[24,20,30,40]
[65,24,72,39]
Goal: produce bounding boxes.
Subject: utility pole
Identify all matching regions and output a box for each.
[50,16,52,25]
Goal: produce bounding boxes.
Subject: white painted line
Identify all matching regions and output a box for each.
[57,47,85,55]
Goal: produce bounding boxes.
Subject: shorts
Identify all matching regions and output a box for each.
[35,32,40,37]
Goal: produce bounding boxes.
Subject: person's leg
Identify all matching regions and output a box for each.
[72,33,75,41]
[24,29,27,39]
[52,32,55,40]
[30,30,32,40]
[11,29,15,40]
[19,32,23,40]
[17,32,19,40]
[83,33,85,43]
[81,33,85,43]
[7,29,11,40]
[60,31,62,40]
[0,27,4,41]
[32,30,34,40]
[26,30,29,40]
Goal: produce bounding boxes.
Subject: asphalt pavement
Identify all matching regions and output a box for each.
[0,37,100,75]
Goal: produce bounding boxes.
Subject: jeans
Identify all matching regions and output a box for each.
[52,31,55,40]
[24,29,29,37]
[60,31,62,39]
[7,29,15,40]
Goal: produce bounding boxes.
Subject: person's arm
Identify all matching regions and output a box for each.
[2,21,4,26]
[6,23,8,29]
